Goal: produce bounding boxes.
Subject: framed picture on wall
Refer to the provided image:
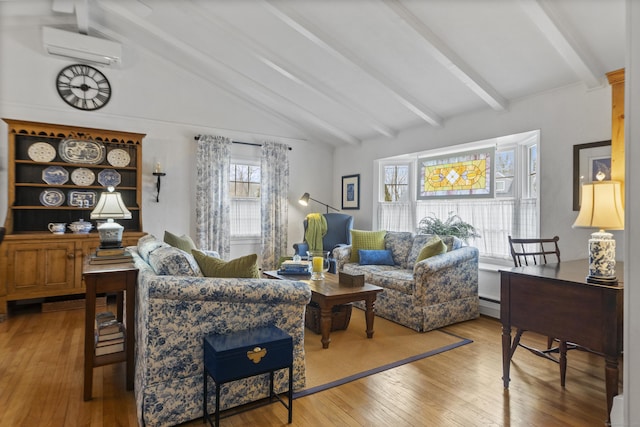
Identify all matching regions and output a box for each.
[573,140,612,211]
[342,174,360,210]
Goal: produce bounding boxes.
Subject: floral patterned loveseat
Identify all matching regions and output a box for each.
[129,235,311,427]
[333,231,479,332]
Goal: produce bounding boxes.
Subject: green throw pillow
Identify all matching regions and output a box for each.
[192,250,260,278]
[164,231,197,253]
[417,237,447,262]
[350,229,387,263]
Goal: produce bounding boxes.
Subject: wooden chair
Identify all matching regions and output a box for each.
[508,235,560,267]
[507,236,570,386]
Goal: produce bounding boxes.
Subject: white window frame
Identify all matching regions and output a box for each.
[230,155,261,240]
[376,130,540,261]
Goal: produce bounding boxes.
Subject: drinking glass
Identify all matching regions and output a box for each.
[307,250,330,280]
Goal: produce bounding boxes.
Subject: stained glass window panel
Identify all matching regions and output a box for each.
[417,148,495,199]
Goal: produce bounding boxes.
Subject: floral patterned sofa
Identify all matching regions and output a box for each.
[129,235,311,427]
[333,232,479,332]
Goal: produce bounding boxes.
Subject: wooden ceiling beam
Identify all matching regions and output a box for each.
[190,1,396,139]
[519,0,603,89]
[263,0,444,127]
[96,0,359,145]
[383,0,508,112]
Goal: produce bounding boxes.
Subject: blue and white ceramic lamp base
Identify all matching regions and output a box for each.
[587,231,618,284]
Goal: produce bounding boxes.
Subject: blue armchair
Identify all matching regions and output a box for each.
[293,213,353,257]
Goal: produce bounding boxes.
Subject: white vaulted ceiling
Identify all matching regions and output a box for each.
[0,0,626,146]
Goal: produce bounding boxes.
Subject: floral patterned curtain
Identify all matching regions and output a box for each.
[195,135,231,259]
[261,141,289,270]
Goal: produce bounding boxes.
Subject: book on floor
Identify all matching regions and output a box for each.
[96,311,115,323]
[95,342,124,356]
[96,323,124,341]
[96,318,122,335]
[95,336,125,347]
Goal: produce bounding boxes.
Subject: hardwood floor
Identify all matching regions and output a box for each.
[0,302,616,426]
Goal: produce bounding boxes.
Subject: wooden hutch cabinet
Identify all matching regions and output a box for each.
[0,119,146,319]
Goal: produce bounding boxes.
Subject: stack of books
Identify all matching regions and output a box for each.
[89,247,133,265]
[95,311,125,356]
[277,260,311,276]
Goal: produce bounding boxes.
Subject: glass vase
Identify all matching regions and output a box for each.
[307,250,330,280]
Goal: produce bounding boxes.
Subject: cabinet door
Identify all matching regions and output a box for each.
[5,241,76,297]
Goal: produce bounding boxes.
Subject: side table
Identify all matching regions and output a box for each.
[82,258,138,401]
[203,325,293,426]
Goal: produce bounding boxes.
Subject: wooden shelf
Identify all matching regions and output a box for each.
[1,119,146,319]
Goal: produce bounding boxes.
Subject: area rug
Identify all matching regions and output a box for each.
[295,307,472,398]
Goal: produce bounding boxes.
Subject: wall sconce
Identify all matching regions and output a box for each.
[298,192,339,214]
[153,162,166,203]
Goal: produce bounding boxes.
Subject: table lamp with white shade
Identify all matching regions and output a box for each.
[90,186,132,249]
[572,179,624,284]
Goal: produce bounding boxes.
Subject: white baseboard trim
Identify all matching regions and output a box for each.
[479,297,500,319]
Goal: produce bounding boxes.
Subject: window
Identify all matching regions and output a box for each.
[383,164,410,202]
[230,162,261,237]
[378,162,415,232]
[377,130,539,260]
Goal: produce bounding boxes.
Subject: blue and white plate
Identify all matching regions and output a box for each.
[59,139,105,164]
[39,189,65,207]
[98,169,121,187]
[42,166,69,185]
[107,149,131,167]
[28,142,57,162]
[71,168,95,186]
[68,190,97,208]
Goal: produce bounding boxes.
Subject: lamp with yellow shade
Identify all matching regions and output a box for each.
[572,180,624,284]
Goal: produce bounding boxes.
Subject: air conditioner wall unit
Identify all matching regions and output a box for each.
[42,27,122,66]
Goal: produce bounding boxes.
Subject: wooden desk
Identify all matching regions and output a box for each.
[500,259,623,418]
[82,259,138,401]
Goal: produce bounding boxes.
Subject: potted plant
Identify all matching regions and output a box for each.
[416,212,481,244]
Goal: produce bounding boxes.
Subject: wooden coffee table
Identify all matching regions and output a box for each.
[263,271,383,349]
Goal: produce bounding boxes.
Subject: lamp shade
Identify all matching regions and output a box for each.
[572,181,624,230]
[90,188,132,220]
[299,192,310,206]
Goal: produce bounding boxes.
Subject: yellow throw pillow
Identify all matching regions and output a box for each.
[164,231,197,253]
[192,250,260,278]
[350,229,387,263]
[417,237,447,262]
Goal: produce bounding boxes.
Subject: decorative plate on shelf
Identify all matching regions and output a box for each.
[97,169,121,187]
[39,189,65,207]
[71,168,95,186]
[27,142,57,162]
[42,166,69,185]
[68,190,97,208]
[107,148,131,167]
[58,139,106,164]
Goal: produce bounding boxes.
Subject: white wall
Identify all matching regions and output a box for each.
[333,82,617,262]
[0,22,334,255]
[622,0,639,423]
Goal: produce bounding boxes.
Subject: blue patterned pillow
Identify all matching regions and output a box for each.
[358,249,395,266]
[149,246,202,276]
[137,234,169,263]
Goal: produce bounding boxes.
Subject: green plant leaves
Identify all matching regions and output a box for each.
[416,211,481,243]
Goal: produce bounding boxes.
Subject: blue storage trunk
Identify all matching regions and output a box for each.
[203,325,293,426]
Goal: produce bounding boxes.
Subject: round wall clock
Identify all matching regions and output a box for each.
[56,64,111,111]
